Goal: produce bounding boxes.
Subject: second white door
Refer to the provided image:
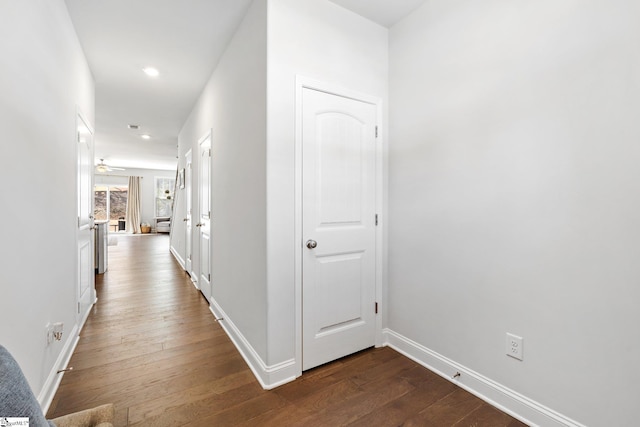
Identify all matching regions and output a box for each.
[198,132,212,302]
[185,150,193,278]
[302,87,378,370]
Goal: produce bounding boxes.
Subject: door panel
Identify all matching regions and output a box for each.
[315,251,365,336]
[302,88,377,370]
[198,133,211,302]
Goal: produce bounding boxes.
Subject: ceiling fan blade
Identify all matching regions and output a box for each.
[110,167,126,171]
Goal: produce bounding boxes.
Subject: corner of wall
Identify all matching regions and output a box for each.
[209,298,296,389]
[382,329,587,427]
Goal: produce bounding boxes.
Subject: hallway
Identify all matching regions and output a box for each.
[47,235,525,426]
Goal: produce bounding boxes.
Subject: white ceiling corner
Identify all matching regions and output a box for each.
[329,0,428,28]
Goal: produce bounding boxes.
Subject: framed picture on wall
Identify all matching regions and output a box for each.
[179,168,185,189]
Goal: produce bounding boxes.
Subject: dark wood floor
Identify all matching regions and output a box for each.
[47,234,527,426]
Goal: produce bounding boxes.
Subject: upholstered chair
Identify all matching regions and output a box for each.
[0,345,114,427]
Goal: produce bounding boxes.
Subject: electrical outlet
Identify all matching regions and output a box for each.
[506,333,523,360]
[46,322,64,344]
[52,322,64,341]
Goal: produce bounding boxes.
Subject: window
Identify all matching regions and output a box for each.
[155,177,175,217]
[94,185,128,231]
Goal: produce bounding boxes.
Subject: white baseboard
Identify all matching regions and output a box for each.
[383,329,586,427]
[170,245,185,269]
[190,273,199,290]
[208,299,297,390]
[38,299,96,414]
[38,324,80,414]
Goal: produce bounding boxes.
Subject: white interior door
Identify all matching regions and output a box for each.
[302,88,377,370]
[77,113,94,320]
[185,150,193,278]
[198,132,212,302]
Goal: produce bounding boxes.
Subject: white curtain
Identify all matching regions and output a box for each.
[125,176,141,234]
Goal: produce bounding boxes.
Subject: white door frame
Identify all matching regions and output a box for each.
[76,107,96,324]
[185,149,195,285]
[197,130,212,302]
[294,76,384,376]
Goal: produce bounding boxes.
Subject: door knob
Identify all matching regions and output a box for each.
[183,218,189,221]
[306,240,317,249]
[195,223,203,227]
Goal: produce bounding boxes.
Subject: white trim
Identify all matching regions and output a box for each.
[294,76,385,376]
[38,324,80,413]
[170,245,186,269]
[196,130,212,301]
[383,329,587,427]
[184,149,193,276]
[75,107,96,323]
[39,291,96,413]
[190,274,199,290]
[209,298,297,390]
[373,94,384,348]
[79,301,93,328]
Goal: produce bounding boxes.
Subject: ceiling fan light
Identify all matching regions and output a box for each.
[96,164,108,173]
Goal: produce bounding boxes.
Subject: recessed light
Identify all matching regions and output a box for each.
[128,124,140,130]
[140,134,151,140]
[142,67,159,77]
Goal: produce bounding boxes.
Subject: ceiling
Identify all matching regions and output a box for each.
[65,0,426,172]
[65,0,253,171]
[329,0,427,28]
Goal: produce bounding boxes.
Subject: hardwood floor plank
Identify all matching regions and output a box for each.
[127,370,257,424]
[452,403,526,427]
[346,367,458,426]
[46,234,528,427]
[404,388,485,426]
[190,391,289,427]
[294,375,415,426]
[129,382,266,427]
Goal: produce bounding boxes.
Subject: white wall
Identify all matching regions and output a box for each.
[0,0,94,403]
[95,168,176,229]
[176,0,269,361]
[388,1,640,425]
[171,0,388,383]
[266,0,388,367]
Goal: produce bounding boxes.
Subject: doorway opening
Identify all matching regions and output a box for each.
[94,185,128,233]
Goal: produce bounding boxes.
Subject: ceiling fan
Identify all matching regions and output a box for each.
[95,159,125,173]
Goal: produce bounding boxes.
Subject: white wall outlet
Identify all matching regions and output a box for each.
[506,333,523,361]
[46,322,64,344]
[52,322,64,341]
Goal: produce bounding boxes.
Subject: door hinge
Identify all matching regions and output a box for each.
[77,302,80,313]
[375,302,379,314]
[375,214,379,226]
[208,274,211,282]
[375,126,378,138]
